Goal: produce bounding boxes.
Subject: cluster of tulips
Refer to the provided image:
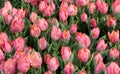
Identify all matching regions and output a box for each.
[0,0,120,74]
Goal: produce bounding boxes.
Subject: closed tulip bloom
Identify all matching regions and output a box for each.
[68,4,78,16]
[4,14,13,25]
[38,36,47,50]
[76,32,91,48]
[81,12,88,22]
[51,25,62,40]
[44,53,51,64]
[44,4,54,17]
[16,9,27,18]
[61,46,72,61]
[112,0,120,14]
[108,30,119,43]
[64,62,74,74]
[13,37,25,51]
[91,27,100,39]
[17,53,30,73]
[90,18,97,28]
[0,32,8,46]
[48,57,59,71]
[35,18,48,31]
[30,51,42,68]
[30,0,37,6]
[93,52,103,64]
[30,12,38,23]
[106,15,116,27]
[70,24,77,34]
[95,62,106,74]
[3,58,16,74]
[107,62,120,74]
[44,70,52,74]
[109,48,119,59]
[95,0,101,10]
[76,0,89,7]
[39,1,47,13]
[96,39,107,52]
[10,16,24,33]
[79,70,87,74]
[87,2,96,14]
[62,30,71,41]
[99,2,108,14]
[2,42,12,53]
[13,50,24,61]
[30,24,41,37]
[78,48,90,62]
[0,49,4,62]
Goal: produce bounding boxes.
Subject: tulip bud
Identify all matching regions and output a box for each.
[30,0,37,6]
[2,42,12,53]
[38,36,47,50]
[70,24,77,34]
[62,30,71,41]
[81,13,88,22]
[64,62,74,74]
[93,52,103,64]
[106,15,116,27]
[30,12,38,23]
[39,1,47,13]
[90,18,97,28]
[68,4,78,16]
[112,0,120,14]
[99,2,108,14]
[0,32,8,46]
[109,48,119,59]
[4,14,13,25]
[87,2,96,14]
[91,27,100,39]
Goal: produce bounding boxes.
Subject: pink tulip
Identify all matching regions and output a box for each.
[79,70,87,74]
[17,53,30,73]
[12,8,17,17]
[4,14,13,25]
[95,0,102,10]
[51,25,62,40]
[112,0,120,14]
[30,0,37,6]
[95,62,106,74]
[70,24,77,34]
[99,2,108,14]
[76,32,91,48]
[87,2,96,14]
[68,4,78,16]
[3,58,16,74]
[64,62,74,74]
[51,18,59,27]
[0,32,8,46]
[109,48,119,59]
[30,51,42,68]
[38,36,47,50]
[44,0,51,3]
[91,27,100,39]
[10,16,24,33]
[2,42,12,53]
[62,30,71,41]
[81,12,88,22]
[61,46,72,61]
[96,39,107,52]
[106,15,116,27]
[107,62,120,74]
[13,50,24,61]
[48,57,59,71]
[13,37,25,51]
[30,12,38,23]
[0,49,4,62]
[44,4,54,17]
[23,46,32,53]
[90,18,97,28]
[44,53,51,64]
[39,1,47,13]
[78,48,90,62]
[30,24,41,37]
[16,9,27,18]
[108,30,119,43]
[35,18,48,31]
[76,0,89,7]
[44,70,52,74]
[93,52,103,64]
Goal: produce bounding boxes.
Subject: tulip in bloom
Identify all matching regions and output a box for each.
[61,46,72,61]
[95,0,101,10]
[4,14,13,25]
[78,48,90,62]
[91,27,100,39]
[30,24,41,37]
[3,58,16,74]
[106,15,116,27]
[93,52,103,64]
[48,57,59,71]
[109,48,119,59]
[39,1,47,13]
[51,25,62,40]
[79,70,87,74]
[107,62,120,74]
[76,32,91,48]
[16,9,27,18]
[62,30,71,41]
[99,1,108,14]
[76,0,89,7]
[2,42,12,53]
[13,50,24,61]
[0,32,8,46]
[90,18,97,28]
[68,4,78,16]
[108,30,119,43]
[87,2,96,14]
[17,53,30,73]
[44,70,52,74]
[70,24,77,34]
[38,36,47,50]
[30,12,38,23]
[44,4,54,17]
[96,39,107,52]
[30,0,37,6]
[30,51,42,68]
[95,62,106,74]
[81,12,88,22]
[0,49,4,62]
[44,53,51,64]
[13,37,25,51]
[64,62,74,74]
[112,0,120,14]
